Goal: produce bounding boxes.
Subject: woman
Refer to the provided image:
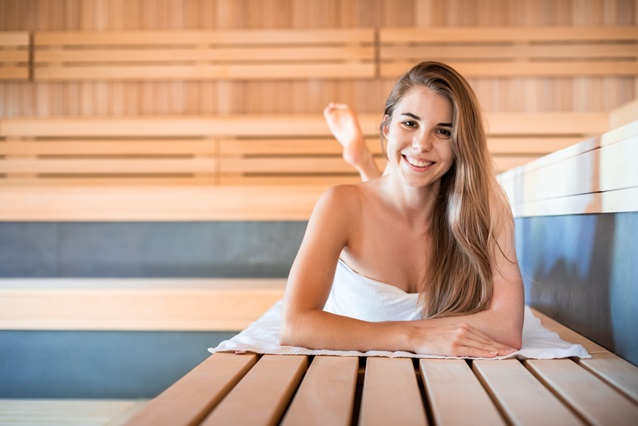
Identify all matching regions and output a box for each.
[280,61,524,358]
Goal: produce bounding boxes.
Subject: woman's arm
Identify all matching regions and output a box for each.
[390,206,525,350]
[280,186,517,357]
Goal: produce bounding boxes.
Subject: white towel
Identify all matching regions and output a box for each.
[210,260,590,359]
[209,301,590,359]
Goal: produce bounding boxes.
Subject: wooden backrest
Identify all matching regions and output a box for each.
[0,32,30,80]
[32,29,375,81]
[0,113,608,185]
[379,26,638,78]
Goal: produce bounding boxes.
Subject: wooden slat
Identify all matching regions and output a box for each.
[488,137,584,154]
[0,399,146,425]
[124,353,257,426]
[36,46,375,63]
[526,359,638,426]
[34,29,375,46]
[34,63,375,81]
[381,61,638,77]
[219,138,383,155]
[577,353,638,403]
[201,355,308,426]
[281,356,358,426]
[220,157,353,174]
[0,32,30,46]
[419,359,505,426]
[359,357,427,426]
[0,185,327,221]
[381,44,638,60]
[380,26,638,43]
[0,158,217,174]
[0,50,29,61]
[473,359,583,425]
[0,278,285,331]
[0,141,217,155]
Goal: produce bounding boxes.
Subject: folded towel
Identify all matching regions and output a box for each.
[209,301,590,360]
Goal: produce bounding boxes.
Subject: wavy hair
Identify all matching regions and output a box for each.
[381,61,512,318]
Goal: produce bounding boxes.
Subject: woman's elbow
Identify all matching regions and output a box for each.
[279,310,303,347]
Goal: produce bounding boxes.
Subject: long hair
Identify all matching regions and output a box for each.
[381,61,512,318]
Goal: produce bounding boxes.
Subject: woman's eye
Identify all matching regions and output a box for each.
[437,128,452,137]
[402,120,417,128]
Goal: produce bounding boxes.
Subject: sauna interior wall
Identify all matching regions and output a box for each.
[0,0,637,117]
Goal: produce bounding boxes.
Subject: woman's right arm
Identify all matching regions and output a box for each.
[280,185,408,351]
[280,185,514,357]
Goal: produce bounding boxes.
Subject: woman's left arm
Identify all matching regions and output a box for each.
[402,210,525,349]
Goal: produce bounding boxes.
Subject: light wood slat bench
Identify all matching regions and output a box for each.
[0,278,286,331]
[32,29,375,81]
[0,112,608,188]
[379,26,638,78]
[124,310,638,426]
[0,31,30,80]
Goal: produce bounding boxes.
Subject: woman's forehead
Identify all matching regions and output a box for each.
[394,86,452,120]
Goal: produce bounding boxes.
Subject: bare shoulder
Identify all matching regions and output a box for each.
[313,183,363,218]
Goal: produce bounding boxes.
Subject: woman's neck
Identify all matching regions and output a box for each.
[378,174,440,228]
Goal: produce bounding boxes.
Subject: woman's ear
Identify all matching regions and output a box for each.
[381,114,390,138]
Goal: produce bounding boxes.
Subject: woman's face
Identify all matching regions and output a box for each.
[383,85,455,189]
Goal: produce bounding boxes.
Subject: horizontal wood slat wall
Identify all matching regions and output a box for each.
[1,0,637,116]
[33,29,376,81]
[0,31,30,80]
[379,26,638,78]
[0,112,608,186]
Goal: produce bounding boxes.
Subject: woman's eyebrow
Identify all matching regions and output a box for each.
[401,112,421,120]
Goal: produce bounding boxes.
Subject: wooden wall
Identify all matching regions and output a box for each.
[0,0,636,117]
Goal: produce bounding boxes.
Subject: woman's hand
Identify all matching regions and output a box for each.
[406,322,517,358]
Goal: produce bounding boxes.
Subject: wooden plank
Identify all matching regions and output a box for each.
[419,359,505,426]
[220,157,353,174]
[380,26,638,43]
[488,137,584,154]
[125,353,257,426]
[381,44,638,60]
[0,141,218,156]
[526,359,638,426]
[0,50,30,61]
[0,278,285,331]
[380,61,638,78]
[281,356,358,426]
[578,353,638,403]
[0,158,217,174]
[473,359,583,425]
[609,99,638,129]
[201,355,308,426]
[0,399,146,425]
[0,185,326,221]
[36,46,375,63]
[219,138,383,155]
[529,309,609,354]
[34,29,375,46]
[34,63,375,81]
[359,357,427,426]
[0,32,30,46]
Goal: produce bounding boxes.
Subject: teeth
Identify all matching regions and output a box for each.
[406,157,433,168]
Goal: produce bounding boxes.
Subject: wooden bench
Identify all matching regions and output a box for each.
[0,32,30,81]
[32,29,375,81]
[379,26,638,78]
[123,309,638,425]
[0,278,285,332]
[0,113,608,185]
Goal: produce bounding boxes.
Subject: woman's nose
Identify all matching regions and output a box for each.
[411,133,433,151]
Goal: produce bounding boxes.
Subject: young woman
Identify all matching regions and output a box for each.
[280,61,524,358]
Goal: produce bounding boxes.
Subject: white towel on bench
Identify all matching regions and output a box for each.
[210,260,590,359]
[209,301,589,359]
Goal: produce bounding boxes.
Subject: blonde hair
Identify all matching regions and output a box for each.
[381,61,512,318]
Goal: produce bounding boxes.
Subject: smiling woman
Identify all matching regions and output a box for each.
[281,62,524,357]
